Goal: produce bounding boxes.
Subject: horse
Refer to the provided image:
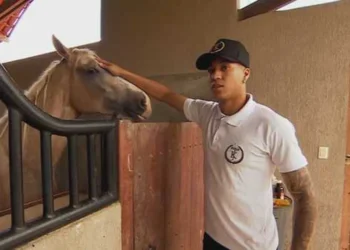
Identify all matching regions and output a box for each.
[0,36,152,213]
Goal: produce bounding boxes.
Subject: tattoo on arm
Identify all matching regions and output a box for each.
[281,167,317,250]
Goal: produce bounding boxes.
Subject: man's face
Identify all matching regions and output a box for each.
[207,58,250,100]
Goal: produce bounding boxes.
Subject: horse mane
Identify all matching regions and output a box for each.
[0,59,62,128]
[24,60,62,102]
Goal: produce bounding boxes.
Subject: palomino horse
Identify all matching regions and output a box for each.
[0,36,152,213]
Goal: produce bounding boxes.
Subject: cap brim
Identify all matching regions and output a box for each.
[195,53,216,70]
[195,53,243,70]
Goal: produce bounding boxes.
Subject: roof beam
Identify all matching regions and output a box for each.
[238,0,297,21]
[0,0,30,21]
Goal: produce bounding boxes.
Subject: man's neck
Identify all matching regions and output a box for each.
[219,93,249,116]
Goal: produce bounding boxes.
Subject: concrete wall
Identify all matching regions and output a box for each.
[2,0,350,249]
[16,203,121,250]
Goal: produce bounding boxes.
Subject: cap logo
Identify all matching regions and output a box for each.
[210,41,225,54]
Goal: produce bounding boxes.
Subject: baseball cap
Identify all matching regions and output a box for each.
[195,38,250,70]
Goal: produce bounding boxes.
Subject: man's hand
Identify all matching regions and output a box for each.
[96,57,124,76]
[95,56,187,113]
[281,167,317,250]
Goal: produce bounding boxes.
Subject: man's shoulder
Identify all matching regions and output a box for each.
[186,98,218,111]
[253,103,294,130]
[184,98,219,123]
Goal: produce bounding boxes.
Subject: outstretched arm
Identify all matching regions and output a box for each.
[281,167,317,250]
[96,57,187,112]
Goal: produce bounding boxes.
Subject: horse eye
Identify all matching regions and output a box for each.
[86,68,99,74]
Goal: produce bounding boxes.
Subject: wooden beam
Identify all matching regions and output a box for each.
[0,0,30,21]
[238,0,297,21]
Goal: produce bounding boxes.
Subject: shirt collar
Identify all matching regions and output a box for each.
[215,94,256,127]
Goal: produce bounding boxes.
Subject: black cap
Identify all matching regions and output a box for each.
[195,38,250,70]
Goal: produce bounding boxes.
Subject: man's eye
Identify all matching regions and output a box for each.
[221,65,228,71]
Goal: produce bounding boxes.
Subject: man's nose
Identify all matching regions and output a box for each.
[210,70,222,81]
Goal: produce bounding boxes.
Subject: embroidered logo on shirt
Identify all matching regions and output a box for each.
[225,144,244,164]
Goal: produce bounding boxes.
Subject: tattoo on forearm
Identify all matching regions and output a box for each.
[281,167,317,250]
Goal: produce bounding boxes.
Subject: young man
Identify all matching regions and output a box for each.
[97,38,317,250]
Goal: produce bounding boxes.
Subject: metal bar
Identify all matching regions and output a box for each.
[40,130,54,218]
[0,64,120,249]
[114,124,119,198]
[8,107,25,231]
[68,135,79,208]
[105,127,117,196]
[237,0,297,21]
[0,194,117,250]
[0,64,116,135]
[100,134,107,193]
[87,134,97,200]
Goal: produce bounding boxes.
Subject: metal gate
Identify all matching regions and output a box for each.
[0,64,119,249]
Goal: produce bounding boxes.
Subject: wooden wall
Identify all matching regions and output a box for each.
[119,120,204,250]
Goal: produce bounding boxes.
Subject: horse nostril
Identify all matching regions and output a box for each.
[139,96,147,111]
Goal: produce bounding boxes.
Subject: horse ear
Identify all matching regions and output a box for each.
[52,35,70,59]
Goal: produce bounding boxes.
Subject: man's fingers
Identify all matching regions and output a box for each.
[95,56,111,66]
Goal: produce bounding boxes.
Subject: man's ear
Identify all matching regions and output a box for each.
[243,68,250,83]
[52,35,70,59]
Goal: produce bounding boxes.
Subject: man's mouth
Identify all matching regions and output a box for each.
[212,83,224,90]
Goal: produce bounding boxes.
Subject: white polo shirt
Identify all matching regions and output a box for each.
[183,94,308,250]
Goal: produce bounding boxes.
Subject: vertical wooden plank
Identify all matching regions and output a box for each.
[134,123,166,250]
[119,120,134,250]
[340,76,350,250]
[190,123,204,250]
[164,123,182,250]
[130,122,204,250]
[164,123,203,250]
[340,162,350,250]
[178,123,192,249]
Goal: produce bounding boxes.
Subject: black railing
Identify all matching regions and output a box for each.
[0,64,119,249]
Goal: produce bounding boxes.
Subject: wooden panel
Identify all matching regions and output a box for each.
[190,126,204,250]
[340,164,350,250]
[164,123,192,250]
[339,76,350,250]
[133,123,167,250]
[119,121,134,250]
[119,121,204,250]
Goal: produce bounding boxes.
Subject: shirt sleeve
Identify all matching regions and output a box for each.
[183,98,215,126]
[269,118,308,173]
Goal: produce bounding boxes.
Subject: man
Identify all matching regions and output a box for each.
[96,38,317,250]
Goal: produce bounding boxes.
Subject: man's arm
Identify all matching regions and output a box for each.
[96,57,187,112]
[121,70,187,112]
[281,167,317,250]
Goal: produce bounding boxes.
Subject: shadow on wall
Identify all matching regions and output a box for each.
[146,72,214,122]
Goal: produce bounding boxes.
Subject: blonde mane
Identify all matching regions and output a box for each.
[0,60,63,140]
[24,60,62,103]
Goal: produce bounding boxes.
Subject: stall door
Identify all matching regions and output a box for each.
[119,120,204,250]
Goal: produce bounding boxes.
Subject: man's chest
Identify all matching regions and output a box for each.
[203,120,271,169]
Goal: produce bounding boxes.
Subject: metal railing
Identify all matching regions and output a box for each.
[0,64,119,250]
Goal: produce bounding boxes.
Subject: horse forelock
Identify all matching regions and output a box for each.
[70,48,97,68]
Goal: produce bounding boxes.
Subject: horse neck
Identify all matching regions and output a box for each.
[0,61,79,166]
